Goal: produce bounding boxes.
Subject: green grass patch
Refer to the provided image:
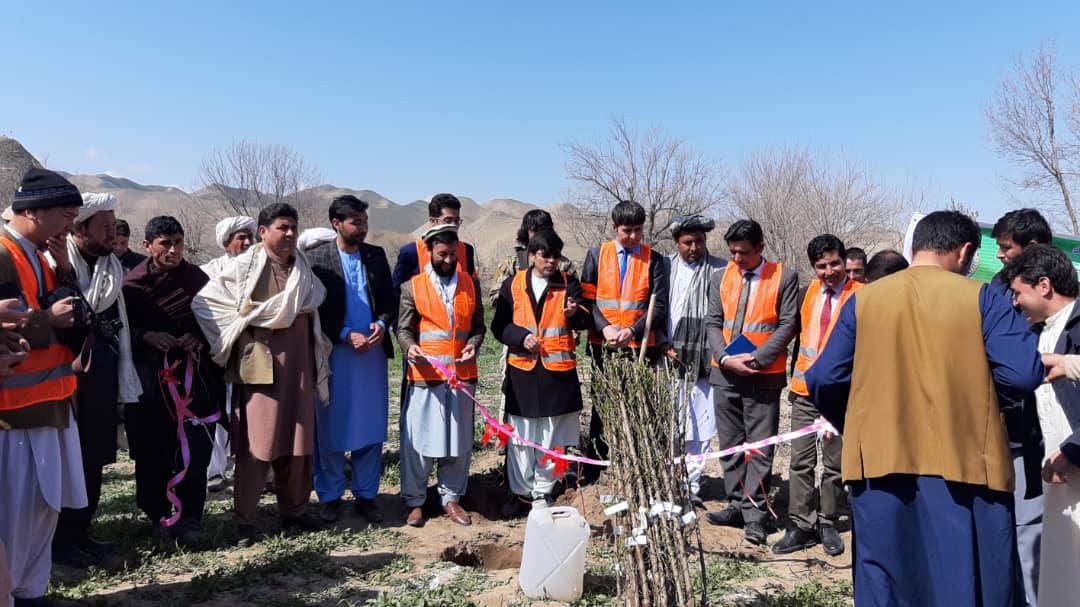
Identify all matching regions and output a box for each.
[366,562,494,607]
[764,580,853,607]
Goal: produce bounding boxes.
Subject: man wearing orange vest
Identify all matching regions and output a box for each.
[491,230,591,517]
[396,224,485,528]
[704,219,799,546]
[391,193,479,289]
[774,234,860,556]
[579,200,668,482]
[0,168,87,605]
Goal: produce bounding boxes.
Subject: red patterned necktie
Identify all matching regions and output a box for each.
[818,287,834,349]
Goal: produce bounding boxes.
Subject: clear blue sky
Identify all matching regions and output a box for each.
[3,1,1078,220]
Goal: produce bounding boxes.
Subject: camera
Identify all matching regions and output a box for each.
[41,286,89,330]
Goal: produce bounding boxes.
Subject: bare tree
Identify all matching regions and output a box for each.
[564,119,723,250]
[174,191,218,265]
[198,139,322,218]
[987,44,1080,233]
[724,147,913,273]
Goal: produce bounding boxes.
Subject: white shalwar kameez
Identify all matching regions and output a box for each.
[668,255,717,497]
[0,410,87,601]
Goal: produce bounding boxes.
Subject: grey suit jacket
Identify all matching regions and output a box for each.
[706,260,799,389]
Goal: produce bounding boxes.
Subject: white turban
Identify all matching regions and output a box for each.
[215,216,257,249]
[77,193,118,224]
[298,227,336,251]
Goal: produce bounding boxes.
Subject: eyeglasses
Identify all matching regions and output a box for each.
[437,216,463,226]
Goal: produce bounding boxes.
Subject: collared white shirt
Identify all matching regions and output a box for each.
[4,223,44,292]
[736,257,766,304]
[529,272,549,302]
[821,276,847,310]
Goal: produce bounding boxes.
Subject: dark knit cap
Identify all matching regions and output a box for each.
[12,168,83,211]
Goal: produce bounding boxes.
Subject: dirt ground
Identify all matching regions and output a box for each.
[48,332,852,606]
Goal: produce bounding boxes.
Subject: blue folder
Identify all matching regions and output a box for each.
[724,334,757,356]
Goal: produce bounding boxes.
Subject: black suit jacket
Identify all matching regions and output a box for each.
[392,240,477,290]
[308,240,398,358]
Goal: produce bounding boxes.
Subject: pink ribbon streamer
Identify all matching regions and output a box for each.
[419,355,839,471]
[159,353,221,528]
[422,355,611,466]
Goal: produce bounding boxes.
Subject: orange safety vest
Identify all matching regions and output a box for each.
[415,238,476,280]
[406,269,479,383]
[0,238,77,411]
[789,279,862,396]
[710,260,787,375]
[507,270,576,372]
[586,241,656,348]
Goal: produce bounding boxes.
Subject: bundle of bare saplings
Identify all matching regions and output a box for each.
[591,353,707,607]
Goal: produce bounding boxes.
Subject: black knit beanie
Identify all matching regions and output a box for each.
[12,168,83,211]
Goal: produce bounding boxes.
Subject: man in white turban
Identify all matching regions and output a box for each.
[200,215,257,491]
[50,192,143,567]
[202,216,257,279]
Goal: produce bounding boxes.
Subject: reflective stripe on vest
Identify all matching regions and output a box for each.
[415,238,476,281]
[406,269,479,382]
[709,260,787,374]
[507,270,576,372]
[0,237,77,411]
[789,278,862,396]
[587,241,655,348]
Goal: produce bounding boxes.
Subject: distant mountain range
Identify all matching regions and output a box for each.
[0,136,585,276]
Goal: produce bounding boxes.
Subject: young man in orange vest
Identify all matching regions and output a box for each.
[491,230,591,517]
[579,200,669,482]
[0,168,86,605]
[774,234,860,556]
[705,219,799,546]
[391,193,478,289]
[396,224,485,528]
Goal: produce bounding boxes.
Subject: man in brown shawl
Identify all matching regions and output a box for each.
[193,202,332,547]
[122,216,224,546]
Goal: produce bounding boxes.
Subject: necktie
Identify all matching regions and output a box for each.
[818,287,834,349]
[619,248,629,285]
[730,271,754,340]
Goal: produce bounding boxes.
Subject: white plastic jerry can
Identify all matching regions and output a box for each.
[519,504,590,601]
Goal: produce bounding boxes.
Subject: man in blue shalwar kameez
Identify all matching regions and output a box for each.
[807,210,1045,607]
[309,195,398,524]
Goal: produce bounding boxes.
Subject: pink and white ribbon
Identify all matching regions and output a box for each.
[420,354,839,471]
[159,353,221,528]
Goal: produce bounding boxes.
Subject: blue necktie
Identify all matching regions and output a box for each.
[619,248,629,284]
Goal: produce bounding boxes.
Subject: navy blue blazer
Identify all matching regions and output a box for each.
[391,240,477,290]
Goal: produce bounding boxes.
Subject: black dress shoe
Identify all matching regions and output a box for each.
[500,496,529,519]
[705,506,744,528]
[820,525,845,556]
[173,519,206,547]
[354,498,384,523]
[320,498,344,523]
[282,513,324,532]
[772,526,819,555]
[14,596,54,606]
[74,535,114,558]
[744,521,767,546]
[52,544,98,568]
[235,524,258,548]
